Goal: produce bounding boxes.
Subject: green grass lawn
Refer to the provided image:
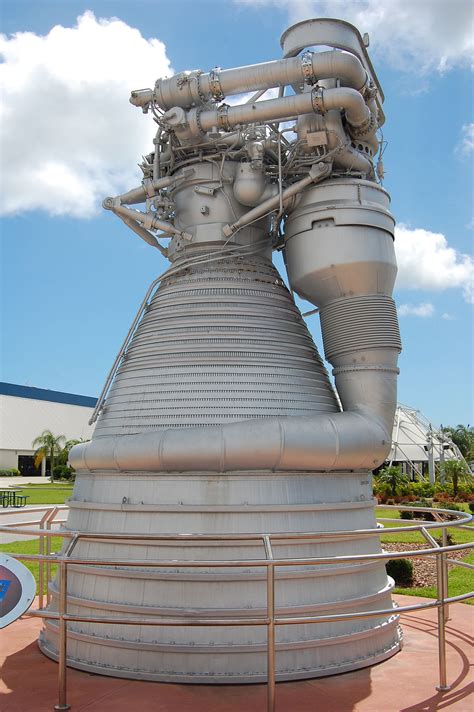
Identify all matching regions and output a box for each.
[0,536,62,593]
[0,483,72,591]
[376,506,473,604]
[376,507,473,545]
[394,552,474,604]
[11,484,73,505]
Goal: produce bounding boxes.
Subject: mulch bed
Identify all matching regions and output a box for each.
[382,542,472,588]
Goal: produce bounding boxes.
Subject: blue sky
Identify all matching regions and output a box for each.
[1,0,473,427]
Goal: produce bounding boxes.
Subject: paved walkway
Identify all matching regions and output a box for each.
[1,595,472,711]
[0,477,49,486]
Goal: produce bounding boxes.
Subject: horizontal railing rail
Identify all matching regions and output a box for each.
[1,503,472,712]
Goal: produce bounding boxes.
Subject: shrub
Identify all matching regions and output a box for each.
[374,466,409,497]
[433,491,454,504]
[386,559,414,587]
[413,499,435,521]
[52,465,75,481]
[457,486,474,499]
[398,482,412,497]
[398,494,416,503]
[373,479,391,503]
[410,481,435,498]
[0,468,21,476]
[399,501,435,521]
[436,502,462,512]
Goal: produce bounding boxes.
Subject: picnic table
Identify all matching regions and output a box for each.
[0,488,29,508]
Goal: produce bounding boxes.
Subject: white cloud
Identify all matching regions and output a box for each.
[441,312,456,321]
[227,87,280,105]
[398,302,434,318]
[237,0,474,73]
[394,224,474,304]
[227,88,297,134]
[0,11,172,217]
[456,123,474,155]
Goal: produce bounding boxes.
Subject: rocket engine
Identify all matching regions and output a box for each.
[40,18,402,682]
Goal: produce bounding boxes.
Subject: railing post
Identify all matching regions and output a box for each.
[46,507,59,605]
[54,560,71,710]
[264,536,276,712]
[441,528,450,621]
[39,509,51,610]
[436,551,451,692]
[267,562,275,712]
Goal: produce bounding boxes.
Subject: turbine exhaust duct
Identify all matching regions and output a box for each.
[40,17,403,683]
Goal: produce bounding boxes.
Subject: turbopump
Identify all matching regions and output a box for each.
[40,18,403,683]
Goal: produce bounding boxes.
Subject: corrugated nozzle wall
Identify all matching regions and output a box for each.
[320,295,401,362]
[93,253,339,438]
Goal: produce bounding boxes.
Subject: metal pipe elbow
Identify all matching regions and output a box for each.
[312,50,367,91]
[69,406,391,474]
[318,87,371,128]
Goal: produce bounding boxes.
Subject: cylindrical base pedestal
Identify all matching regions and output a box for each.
[39,470,401,682]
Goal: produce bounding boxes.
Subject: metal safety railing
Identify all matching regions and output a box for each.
[1,503,473,712]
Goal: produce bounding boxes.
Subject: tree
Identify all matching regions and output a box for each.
[53,438,87,480]
[375,465,409,497]
[32,430,66,482]
[441,425,474,461]
[55,438,85,467]
[443,459,471,497]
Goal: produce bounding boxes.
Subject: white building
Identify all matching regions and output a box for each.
[388,403,464,481]
[0,382,96,477]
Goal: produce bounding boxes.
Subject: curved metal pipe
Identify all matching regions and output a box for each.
[152,50,368,111]
[69,402,393,473]
[166,87,374,146]
[113,169,195,207]
[317,87,371,128]
[116,213,168,256]
[324,110,375,175]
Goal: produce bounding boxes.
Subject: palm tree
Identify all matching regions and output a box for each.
[57,439,85,463]
[443,459,470,497]
[32,430,66,482]
[375,465,409,497]
[441,425,474,461]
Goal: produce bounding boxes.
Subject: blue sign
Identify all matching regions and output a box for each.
[0,554,36,628]
[0,579,12,600]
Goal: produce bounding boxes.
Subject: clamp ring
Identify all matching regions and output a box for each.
[301,51,316,85]
[360,76,378,100]
[350,113,376,137]
[311,87,326,114]
[216,104,230,131]
[209,67,224,102]
[194,70,207,104]
[195,107,205,134]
